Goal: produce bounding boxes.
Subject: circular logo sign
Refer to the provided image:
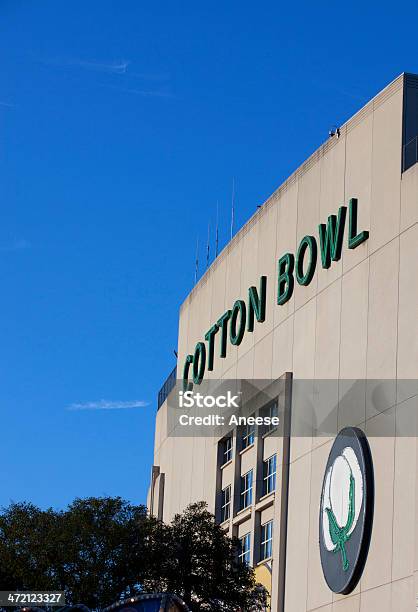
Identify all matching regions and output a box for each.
[319,427,374,594]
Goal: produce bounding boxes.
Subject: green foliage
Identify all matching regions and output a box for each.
[143,501,268,611]
[0,497,153,608]
[0,502,60,591]
[0,499,267,611]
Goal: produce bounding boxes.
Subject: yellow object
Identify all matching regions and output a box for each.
[254,561,272,595]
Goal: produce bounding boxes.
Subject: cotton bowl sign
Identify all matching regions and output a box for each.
[319,427,374,594]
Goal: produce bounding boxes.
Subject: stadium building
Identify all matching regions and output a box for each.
[148,73,418,611]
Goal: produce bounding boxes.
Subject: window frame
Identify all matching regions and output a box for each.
[263,454,277,496]
[241,420,255,450]
[239,532,251,565]
[240,469,253,510]
[263,400,278,435]
[260,520,273,561]
[221,485,231,522]
[222,436,233,465]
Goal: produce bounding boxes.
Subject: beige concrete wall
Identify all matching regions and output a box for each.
[150,73,418,611]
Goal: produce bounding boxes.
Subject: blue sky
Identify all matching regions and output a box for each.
[0,1,416,510]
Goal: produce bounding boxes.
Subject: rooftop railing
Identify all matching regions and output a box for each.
[403,135,418,172]
[157,365,177,410]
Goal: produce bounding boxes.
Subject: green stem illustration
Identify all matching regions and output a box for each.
[337,540,349,571]
[325,474,355,572]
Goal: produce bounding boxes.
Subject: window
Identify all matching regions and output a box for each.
[260,521,273,561]
[263,454,277,496]
[221,485,231,522]
[240,470,253,509]
[222,436,233,464]
[263,401,278,434]
[239,532,251,565]
[241,420,255,450]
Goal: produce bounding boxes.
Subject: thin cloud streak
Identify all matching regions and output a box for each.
[67,399,149,411]
[69,59,130,74]
[41,57,170,83]
[44,57,130,75]
[0,101,14,108]
[99,83,177,99]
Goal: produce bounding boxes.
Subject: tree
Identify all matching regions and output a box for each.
[0,502,60,591]
[144,502,268,611]
[0,498,268,611]
[0,497,154,608]
[55,497,155,608]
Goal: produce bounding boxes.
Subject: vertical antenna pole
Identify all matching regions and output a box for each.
[206,222,210,269]
[230,177,235,241]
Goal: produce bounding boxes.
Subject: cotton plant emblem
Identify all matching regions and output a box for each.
[319,427,374,595]
[321,447,362,571]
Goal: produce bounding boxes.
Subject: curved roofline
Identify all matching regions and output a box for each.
[103,593,189,612]
[180,71,407,313]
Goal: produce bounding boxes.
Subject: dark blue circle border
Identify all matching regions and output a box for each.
[319,426,374,595]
